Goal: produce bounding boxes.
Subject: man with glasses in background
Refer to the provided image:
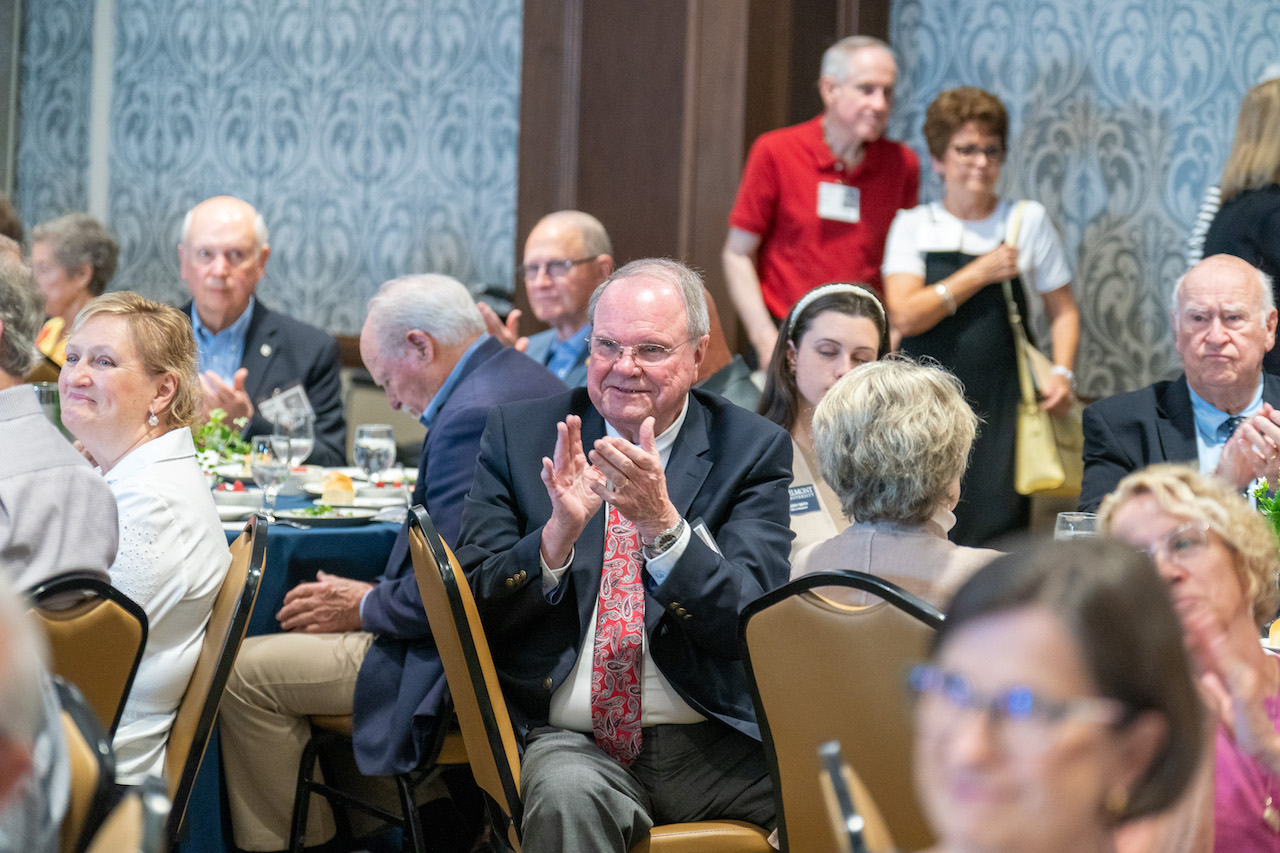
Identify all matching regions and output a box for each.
[457,258,792,851]
[479,210,615,386]
[1080,254,1280,510]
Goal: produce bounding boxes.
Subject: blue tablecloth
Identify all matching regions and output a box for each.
[179,498,402,852]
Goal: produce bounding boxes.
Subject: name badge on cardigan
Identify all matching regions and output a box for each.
[790,484,821,514]
[817,182,860,223]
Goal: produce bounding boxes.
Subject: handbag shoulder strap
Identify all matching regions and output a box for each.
[1000,202,1038,405]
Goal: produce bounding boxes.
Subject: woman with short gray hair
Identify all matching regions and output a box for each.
[30,212,119,367]
[790,357,1000,605]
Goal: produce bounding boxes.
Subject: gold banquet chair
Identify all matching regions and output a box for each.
[164,514,266,845]
[407,506,773,853]
[739,572,944,853]
[30,574,148,738]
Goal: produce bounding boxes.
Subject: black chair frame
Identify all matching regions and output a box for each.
[168,514,267,843]
[409,506,524,845]
[287,701,462,853]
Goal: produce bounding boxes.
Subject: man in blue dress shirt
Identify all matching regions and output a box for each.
[479,210,614,386]
[179,195,347,466]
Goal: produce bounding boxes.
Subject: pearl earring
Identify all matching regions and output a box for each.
[147,411,159,427]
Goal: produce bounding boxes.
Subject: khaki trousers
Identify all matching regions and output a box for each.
[220,630,373,851]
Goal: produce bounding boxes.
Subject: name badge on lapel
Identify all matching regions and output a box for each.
[789,484,820,515]
[817,182,860,223]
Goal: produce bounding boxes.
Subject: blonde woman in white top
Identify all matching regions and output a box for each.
[60,292,229,784]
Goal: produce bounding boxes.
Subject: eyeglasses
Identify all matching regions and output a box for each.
[589,337,688,366]
[950,143,1006,162]
[519,257,596,281]
[1135,521,1211,568]
[908,665,1125,752]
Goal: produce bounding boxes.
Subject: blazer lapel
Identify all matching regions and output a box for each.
[239,303,279,405]
[665,395,712,517]
[1155,376,1198,463]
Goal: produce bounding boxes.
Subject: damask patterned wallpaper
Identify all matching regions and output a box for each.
[890,0,1280,396]
[17,0,522,335]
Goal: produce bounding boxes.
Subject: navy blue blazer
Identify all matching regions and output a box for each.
[456,387,793,746]
[1079,372,1280,511]
[182,300,347,466]
[351,338,566,775]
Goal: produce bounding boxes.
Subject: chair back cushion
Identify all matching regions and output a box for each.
[742,572,941,853]
[163,515,265,838]
[30,577,148,737]
[409,508,524,834]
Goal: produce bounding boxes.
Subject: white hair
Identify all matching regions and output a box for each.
[820,35,894,83]
[1172,255,1275,331]
[365,274,486,353]
[180,203,269,248]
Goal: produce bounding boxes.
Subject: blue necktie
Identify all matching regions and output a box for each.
[1220,415,1247,442]
[546,341,579,381]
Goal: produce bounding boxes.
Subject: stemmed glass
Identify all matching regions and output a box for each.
[250,434,291,519]
[354,424,396,486]
[274,408,315,468]
[1054,512,1098,541]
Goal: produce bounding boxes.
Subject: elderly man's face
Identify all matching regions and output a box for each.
[1174,255,1277,406]
[822,46,897,146]
[522,221,609,335]
[179,198,269,334]
[359,320,438,420]
[586,276,707,441]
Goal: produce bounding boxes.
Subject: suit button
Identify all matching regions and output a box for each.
[505,577,515,588]
[542,676,553,692]
[517,570,526,582]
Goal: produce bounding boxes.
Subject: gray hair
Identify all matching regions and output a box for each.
[820,35,894,83]
[588,257,710,342]
[179,203,269,248]
[365,274,486,353]
[0,255,43,378]
[533,210,613,259]
[0,572,51,748]
[814,357,978,524]
[1172,254,1276,330]
[31,212,120,297]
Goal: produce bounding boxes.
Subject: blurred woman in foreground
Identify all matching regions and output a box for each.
[59,291,228,784]
[790,357,998,606]
[1102,464,1280,850]
[913,539,1203,853]
[758,282,888,557]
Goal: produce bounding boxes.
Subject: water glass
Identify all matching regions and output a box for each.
[354,424,396,485]
[274,408,315,467]
[1054,512,1098,541]
[249,434,291,518]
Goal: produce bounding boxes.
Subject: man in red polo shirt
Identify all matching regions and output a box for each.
[723,35,919,365]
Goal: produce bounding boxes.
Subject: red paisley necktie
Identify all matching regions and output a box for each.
[590,505,644,764]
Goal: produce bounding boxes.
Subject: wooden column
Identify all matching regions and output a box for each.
[517,0,893,352]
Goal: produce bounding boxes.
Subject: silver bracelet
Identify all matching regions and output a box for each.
[1051,365,1074,383]
[934,282,957,316]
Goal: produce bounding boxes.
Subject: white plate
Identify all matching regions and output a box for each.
[212,488,262,507]
[275,508,379,528]
[217,504,256,522]
[303,482,409,499]
[214,464,323,489]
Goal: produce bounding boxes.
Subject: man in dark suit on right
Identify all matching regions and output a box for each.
[1080,254,1280,510]
[458,258,791,851]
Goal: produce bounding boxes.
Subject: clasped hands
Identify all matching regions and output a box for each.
[1215,403,1280,490]
[277,570,372,633]
[539,415,679,568]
